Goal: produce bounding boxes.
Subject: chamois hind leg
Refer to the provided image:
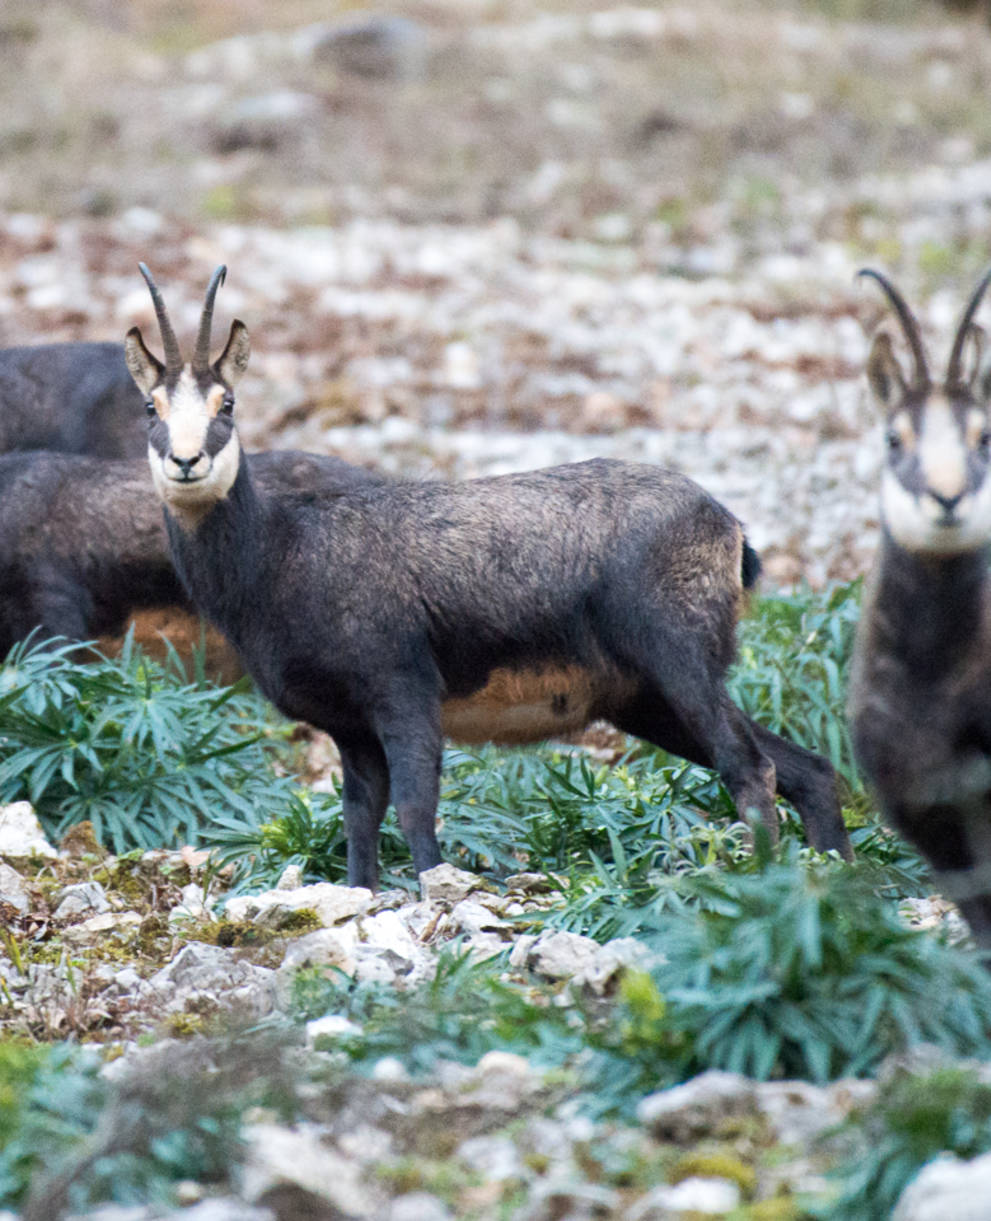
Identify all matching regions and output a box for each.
[746,719,852,859]
[338,736,391,890]
[617,682,780,842]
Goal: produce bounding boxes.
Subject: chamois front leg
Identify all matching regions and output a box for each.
[31,560,95,646]
[338,736,391,890]
[619,674,781,842]
[375,685,444,879]
[885,792,991,951]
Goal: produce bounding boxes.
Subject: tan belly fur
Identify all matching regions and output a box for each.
[441,664,633,745]
[97,609,244,686]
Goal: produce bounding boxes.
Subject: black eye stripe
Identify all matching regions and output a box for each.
[204,414,236,456]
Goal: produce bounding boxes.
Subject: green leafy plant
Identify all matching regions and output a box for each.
[0,634,296,853]
[0,1034,298,1212]
[205,745,743,894]
[611,840,991,1086]
[826,1065,991,1221]
[731,582,862,786]
[0,1040,104,1208]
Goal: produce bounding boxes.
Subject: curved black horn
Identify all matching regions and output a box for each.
[857,268,930,388]
[193,265,227,373]
[946,267,991,387]
[138,262,182,374]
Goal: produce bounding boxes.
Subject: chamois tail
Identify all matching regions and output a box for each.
[741,539,762,591]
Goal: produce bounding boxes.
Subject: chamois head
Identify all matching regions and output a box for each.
[861,267,991,555]
[125,264,250,518]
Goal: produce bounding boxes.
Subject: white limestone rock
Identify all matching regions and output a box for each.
[624,1176,741,1218]
[305,1014,362,1048]
[225,882,373,927]
[461,1050,542,1111]
[457,1133,526,1182]
[0,862,29,913]
[756,1077,876,1145]
[516,928,601,979]
[419,862,488,904]
[168,882,214,926]
[510,928,650,991]
[449,898,510,936]
[893,1151,991,1221]
[276,926,359,1005]
[0,802,57,859]
[276,864,304,890]
[54,880,111,919]
[241,1120,385,1217]
[637,1071,758,1141]
[388,1192,453,1221]
[61,911,142,947]
[517,1179,621,1221]
[147,943,276,1018]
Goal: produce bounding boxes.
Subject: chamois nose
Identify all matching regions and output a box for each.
[930,489,963,515]
[170,452,204,479]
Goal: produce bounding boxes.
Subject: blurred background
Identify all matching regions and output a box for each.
[2,0,991,584]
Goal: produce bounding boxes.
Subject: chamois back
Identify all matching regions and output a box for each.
[0,341,146,458]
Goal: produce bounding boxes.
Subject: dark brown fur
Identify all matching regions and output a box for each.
[164,454,850,884]
[0,342,146,458]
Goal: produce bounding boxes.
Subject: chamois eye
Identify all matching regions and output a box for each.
[979,428,991,454]
[144,400,156,418]
[885,428,902,453]
[221,393,235,415]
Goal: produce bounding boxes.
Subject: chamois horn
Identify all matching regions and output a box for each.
[138,263,182,375]
[193,264,228,374]
[946,267,991,388]
[858,268,930,389]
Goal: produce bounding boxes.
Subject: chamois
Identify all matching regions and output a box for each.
[0,448,382,659]
[127,263,852,888]
[850,268,991,949]
[0,342,146,457]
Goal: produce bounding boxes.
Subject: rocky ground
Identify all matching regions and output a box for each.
[1,801,982,1220]
[0,801,927,1220]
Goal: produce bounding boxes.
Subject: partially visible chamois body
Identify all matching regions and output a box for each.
[0,448,383,661]
[0,342,146,457]
[851,268,991,949]
[127,264,852,887]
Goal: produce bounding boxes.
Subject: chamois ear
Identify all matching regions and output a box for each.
[214,320,250,386]
[865,329,907,411]
[124,326,165,397]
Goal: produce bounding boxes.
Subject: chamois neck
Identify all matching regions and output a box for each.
[872,528,990,674]
[162,451,265,645]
